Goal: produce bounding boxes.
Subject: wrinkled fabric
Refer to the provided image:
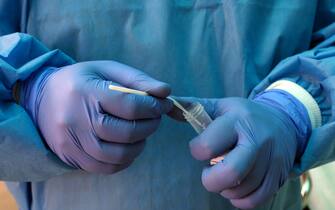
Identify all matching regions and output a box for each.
[0,33,74,181]
[249,22,335,175]
[0,0,335,210]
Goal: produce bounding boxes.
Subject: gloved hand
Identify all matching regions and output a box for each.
[168,93,311,209]
[19,61,172,174]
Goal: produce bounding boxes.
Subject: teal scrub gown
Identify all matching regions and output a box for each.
[1,1,335,209]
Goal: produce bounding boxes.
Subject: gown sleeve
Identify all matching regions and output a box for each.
[250,20,335,175]
[0,32,76,181]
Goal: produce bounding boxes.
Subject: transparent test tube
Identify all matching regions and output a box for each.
[182,102,212,134]
[181,102,225,165]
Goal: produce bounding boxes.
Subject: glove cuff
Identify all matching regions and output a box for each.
[266,80,321,129]
[253,86,313,160]
[19,67,59,124]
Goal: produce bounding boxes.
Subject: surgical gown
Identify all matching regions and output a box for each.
[1,0,335,209]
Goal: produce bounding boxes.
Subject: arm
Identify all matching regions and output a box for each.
[168,20,335,210]
[0,32,173,179]
[0,32,75,181]
[0,0,173,179]
[250,22,335,174]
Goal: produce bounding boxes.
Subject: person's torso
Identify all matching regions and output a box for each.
[8,0,333,209]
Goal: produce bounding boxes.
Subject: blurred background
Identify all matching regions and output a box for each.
[0,182,17,210]
[0,162,335,210]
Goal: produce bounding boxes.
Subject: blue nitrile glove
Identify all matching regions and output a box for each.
[168,91,311,209]
[19,61,173,174]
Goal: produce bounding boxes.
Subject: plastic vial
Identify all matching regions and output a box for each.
[182,102,225,165]
[182,102,213,134]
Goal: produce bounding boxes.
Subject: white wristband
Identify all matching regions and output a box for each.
[266,80,322,129]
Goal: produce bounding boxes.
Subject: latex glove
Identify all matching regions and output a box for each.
[20,61,172,174]
[168,93,311,209]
